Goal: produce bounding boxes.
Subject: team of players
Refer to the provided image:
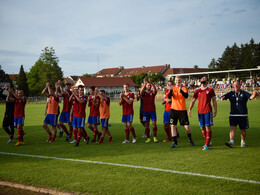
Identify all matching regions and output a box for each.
[1,75,258,149]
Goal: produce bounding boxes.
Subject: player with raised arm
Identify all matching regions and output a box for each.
[140,78,158,143]
[96,88,113,144]
[87,86,102,143]
[69,85,89,147]
[120,83,137,144]
[162,81,174,142]
[58,82,74,142]
[42,82,60,143]
[135,85,149,138]
[0,85,15,143]
[189,76,217,150]
[168,75,195,148]
[221,81,258,148]
[7,88,27,146]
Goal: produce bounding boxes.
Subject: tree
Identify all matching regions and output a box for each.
[209,39,259,71]
[0,65,11,83]
[27,47,63,95]
[16,65,29,96]
[193,65,198,69]
[82,73,92,77]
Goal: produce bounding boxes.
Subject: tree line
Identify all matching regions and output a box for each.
[208,38,260,70]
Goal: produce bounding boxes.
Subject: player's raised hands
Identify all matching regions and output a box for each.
[95,88,99,95]
[120,93,124,98]
[148,78,152,83]
[46,82,50,88]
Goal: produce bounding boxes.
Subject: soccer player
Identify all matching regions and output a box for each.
[162,81,173,142]
[135,86,148,138]
[0,85,15,143]
[58,82,74,142]
[7,88,27,146]
[221,81,258,148]
[189,76,217,150]
[69,85,89,147]
[119,83,137,143]
[96,89,113,144]
[168,75,195,148]
[42,82,60,143]
[140,78,158,143]
[87,86,102,142]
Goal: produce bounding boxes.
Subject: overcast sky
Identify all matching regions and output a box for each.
[1,0,260,76]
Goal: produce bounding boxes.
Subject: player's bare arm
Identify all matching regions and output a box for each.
[212,97,217,117]
[188,98,196,117]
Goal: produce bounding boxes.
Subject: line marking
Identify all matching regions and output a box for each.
[0,152,259,185]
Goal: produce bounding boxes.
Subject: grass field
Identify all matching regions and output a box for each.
[0,99,260,194]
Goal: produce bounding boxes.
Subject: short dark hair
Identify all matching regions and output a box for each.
[78,85,84,89]
[65,83,71,86]
[123,83,129,87]
[100,90,105,93]
[90,86,95,91]
[168,80,174,84]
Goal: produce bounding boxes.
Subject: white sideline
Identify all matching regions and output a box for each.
[0,152,259,185]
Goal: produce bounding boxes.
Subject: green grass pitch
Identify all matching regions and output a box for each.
[0,99,260,194]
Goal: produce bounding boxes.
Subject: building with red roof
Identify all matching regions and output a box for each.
[73,77,138,93]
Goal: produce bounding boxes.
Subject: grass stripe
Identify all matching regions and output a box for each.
[1,151,259,185]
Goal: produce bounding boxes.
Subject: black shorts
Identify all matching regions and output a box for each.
[170,109,189,126]
[229,116,249,129]
[2,115,14,128]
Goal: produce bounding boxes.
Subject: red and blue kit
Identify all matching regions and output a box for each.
[142,91,157,122]
[121,93,134,123]
[14,97,26,127]
[89,95,100,117]
[88,95,101,125]
[193,87,216,127]
[122,93,135,115]
[163,89,171,124]
[72,95,88,128]
[62,91,72,112]
[59,91,72,123]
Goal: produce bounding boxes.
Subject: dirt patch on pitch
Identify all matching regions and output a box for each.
[0,181,76,195]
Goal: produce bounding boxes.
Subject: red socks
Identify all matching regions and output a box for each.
[130,127,136,138]
[93,129,99,140]
[145,128,150,138]
[60,123,69,135]
[125,128,130,140]
[153,126,157,137]
[73,129,78,140]
[77,131,82,143]
[206,130,212,147]
[69,125,73,138]
[164,126,171,139]
[18,129,24,142]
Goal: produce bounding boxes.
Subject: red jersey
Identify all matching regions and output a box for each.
[142,90,156,112]
[14,97,26,117]
[193,86,216,114]
[89,95,100,117]
[62,91,72,112]
[73,95,88,118]
[164,89,171,111]
[122,92,135,115]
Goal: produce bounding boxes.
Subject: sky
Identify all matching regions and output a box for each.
[0,0,260,76]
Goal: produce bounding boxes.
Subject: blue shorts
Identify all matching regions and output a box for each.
[44,114,57,126]
[88,116,100,125]
[59,112,71,123]
[14,117,25,127]
[163,111,170,124]
[72,117,85,128]
[198,112,213,127]
[143,111,157,122]
[101,118,109,128]
[122,115,133,123]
